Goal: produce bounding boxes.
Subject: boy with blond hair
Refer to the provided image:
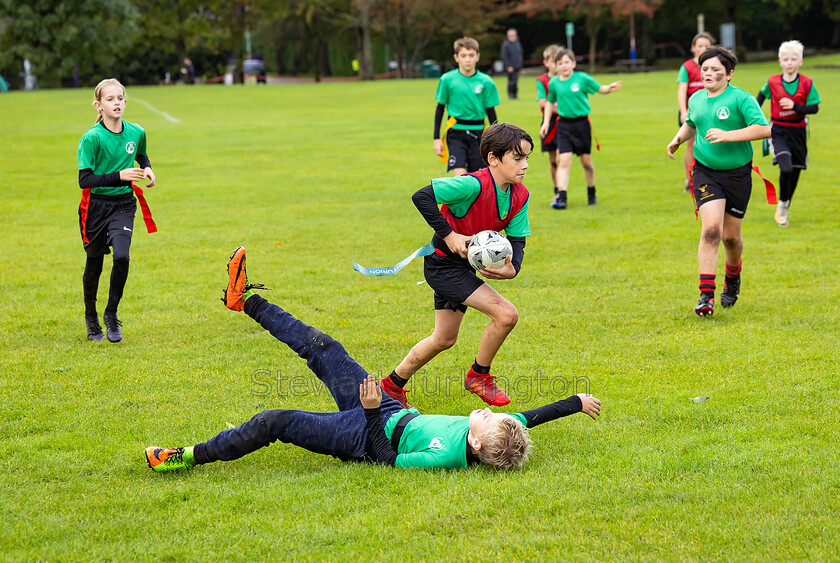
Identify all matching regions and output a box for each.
[756,40,821,227]
[434,37,500,176]
[145,247,601,472]
[537,44,562,200]
[539,48,621,209]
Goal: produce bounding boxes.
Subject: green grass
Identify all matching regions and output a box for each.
[1,56,839,560]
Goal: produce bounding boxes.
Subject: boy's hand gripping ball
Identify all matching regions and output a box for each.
[467,230,512,271]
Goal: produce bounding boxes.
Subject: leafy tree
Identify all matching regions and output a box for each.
[516,0,661,70]
[253,0,363,79]
[375,0,501,78]
[354,0,375,80]
[0,0,139,88]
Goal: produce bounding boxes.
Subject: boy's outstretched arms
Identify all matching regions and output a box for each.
[598,80,622,94]
[519,393,601,427]
[577,393,602,420]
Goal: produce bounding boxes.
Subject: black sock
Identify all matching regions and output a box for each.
[472,360,490,375]
[244,294,270,320]
[83,255,104,317]
[587,185,596,194]
[389,371,409,388]
[725,261,741,280]
[699,274,716,298]
[558,191,567,203]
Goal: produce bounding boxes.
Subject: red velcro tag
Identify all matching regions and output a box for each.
[588,116,601,152]
[751,165,778,204]
[79,188,91,243]
[131,184,158,234]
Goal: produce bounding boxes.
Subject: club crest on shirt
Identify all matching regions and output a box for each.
[571,83,580,92]
[716,107,730,120]
[474,84,484,94]
[125,141,136,154]
[428,437,445,451]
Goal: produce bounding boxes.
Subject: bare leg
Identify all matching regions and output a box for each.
[721,213,744,268]
[580,153,595,187]
[548,150,558,187]
[462,284,519,367]
[555,152,573,192]
[698,200,726,275]
[451,167,467,177]
[394,308,465,379]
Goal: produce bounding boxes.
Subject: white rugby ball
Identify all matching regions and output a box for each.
[467,230,512,271]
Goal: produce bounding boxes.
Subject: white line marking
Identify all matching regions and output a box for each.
[133,97,180,123]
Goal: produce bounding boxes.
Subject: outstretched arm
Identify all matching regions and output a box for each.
[519,393,601,428]
[598,81,621,94]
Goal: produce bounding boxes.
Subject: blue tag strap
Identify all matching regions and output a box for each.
[353,243,436,276]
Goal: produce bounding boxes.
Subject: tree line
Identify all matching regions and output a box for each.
[1,0,837,89]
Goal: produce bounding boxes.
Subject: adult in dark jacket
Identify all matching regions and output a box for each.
[501,28,524,99]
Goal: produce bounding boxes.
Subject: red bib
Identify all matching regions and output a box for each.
[769,74,812,127]
[538,73,559,142]
[684,59,703,100]
[440,168,529,238]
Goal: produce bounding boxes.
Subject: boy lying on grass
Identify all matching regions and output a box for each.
[145,247,601,472]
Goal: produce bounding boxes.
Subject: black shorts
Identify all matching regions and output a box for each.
[79,193,136,257]
[424,252,484,313]
[769,124,808,169]
[692,161,752,219]
[446,128,484,172]
[556,116,591,156]
[541,116,560,152]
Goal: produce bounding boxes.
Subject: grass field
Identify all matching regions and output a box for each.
[1,55,839,560]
